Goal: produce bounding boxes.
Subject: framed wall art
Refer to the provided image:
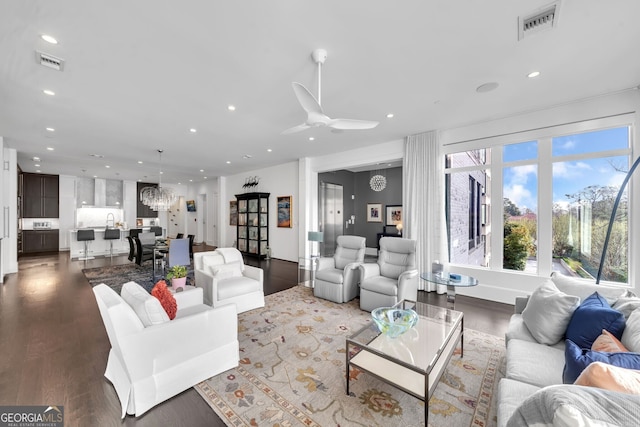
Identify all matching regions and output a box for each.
[367,203,382,222]
[277,196,292,228]
[386,205,402,226]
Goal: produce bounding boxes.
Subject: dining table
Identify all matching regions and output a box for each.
[145,239,169,282]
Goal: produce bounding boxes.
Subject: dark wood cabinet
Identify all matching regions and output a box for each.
[136,182,159,218]
[22,230,59,253]
[236,192,269,258]
[22,173,59,218]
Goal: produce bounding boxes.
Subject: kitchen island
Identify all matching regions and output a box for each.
[69,228,130,260]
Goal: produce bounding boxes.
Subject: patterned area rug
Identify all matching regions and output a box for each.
[82,262,195,293]
[195,286,506,427]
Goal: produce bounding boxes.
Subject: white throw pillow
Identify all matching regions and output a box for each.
[208,262,243,280]
[120,281,169,326]
[522,279,580,345]
[622,310,640,353]
[613,297,640,320]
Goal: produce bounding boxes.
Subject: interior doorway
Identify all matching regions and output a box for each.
[319,182,344,256]
[197,193,207,244]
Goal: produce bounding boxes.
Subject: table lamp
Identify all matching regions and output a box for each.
[307,231,324,257]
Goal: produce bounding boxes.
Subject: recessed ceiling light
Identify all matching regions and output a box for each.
[476,82,499,93]
[93,175,98,178]
[309,137,315,141]
[190,128,197,133]
[243,154,252,159]
[203,176,207,179]
[227,105,236,111]
[527,71,541,78]
[46,127,55,132]
[178,182,181,185]
[89,154,104,158]
[267,149,272,152]
[226,161,231,164]
[43,89,55,96]
[36,170,41,173]
[41,34,58,44]
[386,113,394,118]
[35,164,40,167]
[105,165,110,168]
[199,169,204,173]
[189,179,193,182]
[33,157,40,161]
[46,147,54,151]
[137,161,143,164]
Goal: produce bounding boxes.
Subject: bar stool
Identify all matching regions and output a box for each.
[77,229,95,261]
[104,228,121,259]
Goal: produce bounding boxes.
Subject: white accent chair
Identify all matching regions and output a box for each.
[193,248,265,313]
[359,237,419,312]
[313,235,366,303]
[92,281,239,418]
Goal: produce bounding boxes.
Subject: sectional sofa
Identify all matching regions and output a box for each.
[498,273,640,426]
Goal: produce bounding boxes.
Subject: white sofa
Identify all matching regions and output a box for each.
[498,273,640,426]
[93,282,239,418]
[193,248,265,313]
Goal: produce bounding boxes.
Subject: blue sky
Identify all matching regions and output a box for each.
[503,127,629,213]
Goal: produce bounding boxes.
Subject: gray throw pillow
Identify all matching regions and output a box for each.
[621,309,640,352]
[522,279,580,345]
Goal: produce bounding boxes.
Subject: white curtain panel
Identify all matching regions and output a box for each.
[403,131,447,293]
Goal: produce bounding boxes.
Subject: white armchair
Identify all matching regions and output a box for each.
[92,281,239,418]
[359,237,419,312]
[314,235,366,303]
[193,248,265,313]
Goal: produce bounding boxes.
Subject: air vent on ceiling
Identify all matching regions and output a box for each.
[35,51,65,71]
[518,2,559,40]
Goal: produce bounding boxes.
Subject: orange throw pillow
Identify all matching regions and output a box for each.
[151,280,177,320]
[592,329,629,353]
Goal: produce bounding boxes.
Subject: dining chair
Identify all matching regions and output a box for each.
[188,234,195,258]
[176,233,184,239]
[126,236,136,261]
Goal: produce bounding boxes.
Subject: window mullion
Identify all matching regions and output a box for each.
[490,148,503,271]
[537,137,553,276]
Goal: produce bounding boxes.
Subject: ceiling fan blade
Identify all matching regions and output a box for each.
[328,118,379,130]
[292,82,324,115]
[281,123,311,135]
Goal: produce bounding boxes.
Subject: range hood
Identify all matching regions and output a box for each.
[77,178,123,208]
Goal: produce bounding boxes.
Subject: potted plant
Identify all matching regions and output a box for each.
[166,265,188,291]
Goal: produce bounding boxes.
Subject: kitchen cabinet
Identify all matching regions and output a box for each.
[22,230,59,253]
[236,192,269,258]
[22,173,59,218]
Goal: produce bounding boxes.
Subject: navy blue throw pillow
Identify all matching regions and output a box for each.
[565,292,625,349]
[563,339,640,384]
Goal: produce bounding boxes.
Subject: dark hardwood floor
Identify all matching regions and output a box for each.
[0,247,512,426]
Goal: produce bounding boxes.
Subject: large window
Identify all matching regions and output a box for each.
[445,118,632,285]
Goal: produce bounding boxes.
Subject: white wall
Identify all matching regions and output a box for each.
[221,162,299,262]
[439,89,640,303]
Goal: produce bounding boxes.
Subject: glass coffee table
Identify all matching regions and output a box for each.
[346,300,463,424]
[421,271,479,309]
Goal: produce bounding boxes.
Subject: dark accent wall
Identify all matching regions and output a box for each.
[318,167,402,250]
[354,167,402,247]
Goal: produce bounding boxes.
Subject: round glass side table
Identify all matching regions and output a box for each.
[420,272,479,309]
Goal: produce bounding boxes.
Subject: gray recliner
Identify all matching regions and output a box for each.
[313,235,366,303]
[359,237,419,312]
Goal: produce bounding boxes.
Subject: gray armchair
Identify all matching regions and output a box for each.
[313,235,366,303]
[359,237,419,312]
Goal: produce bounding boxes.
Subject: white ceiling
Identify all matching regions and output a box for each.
[1,1,639,184]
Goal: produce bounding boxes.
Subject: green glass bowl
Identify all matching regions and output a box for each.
[371,307,418,338]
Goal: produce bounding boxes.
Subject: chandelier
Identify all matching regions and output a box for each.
[140,149,177,211]
[369,171,387,192]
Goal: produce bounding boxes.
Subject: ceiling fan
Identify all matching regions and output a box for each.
[282,48,379,135]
